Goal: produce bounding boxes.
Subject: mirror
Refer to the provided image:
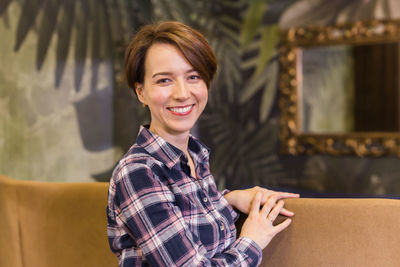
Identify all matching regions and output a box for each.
[279,19,400,156]
[300,42,400,133]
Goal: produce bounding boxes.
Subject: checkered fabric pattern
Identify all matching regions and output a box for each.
[107,126,262,266]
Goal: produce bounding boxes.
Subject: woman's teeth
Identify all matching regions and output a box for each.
[169,105,192,114]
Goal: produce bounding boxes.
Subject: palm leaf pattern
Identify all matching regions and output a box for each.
[2,0,400,194]
[3,0,153,91]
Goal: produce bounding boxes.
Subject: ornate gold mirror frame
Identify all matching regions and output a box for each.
[279,19,400,157]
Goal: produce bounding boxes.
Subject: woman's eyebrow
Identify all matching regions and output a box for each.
[152,69,197,78]
[152,72,172,78]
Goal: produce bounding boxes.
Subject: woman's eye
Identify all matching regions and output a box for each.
[156,78,171,84]
[188,75,201,80]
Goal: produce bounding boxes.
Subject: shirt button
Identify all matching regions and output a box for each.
[203,197,208,203]
[220,225,225,231]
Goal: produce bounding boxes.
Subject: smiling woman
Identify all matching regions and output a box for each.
[135,43,208,146]
[106,21,299,266]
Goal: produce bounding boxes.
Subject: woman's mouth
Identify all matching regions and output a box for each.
[167,104,194,116]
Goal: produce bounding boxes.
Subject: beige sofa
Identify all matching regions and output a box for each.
[1,174,399,267]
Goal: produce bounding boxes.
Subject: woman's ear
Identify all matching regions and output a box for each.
[135,83,146,105]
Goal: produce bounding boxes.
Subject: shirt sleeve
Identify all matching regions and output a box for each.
[107,163,262,267]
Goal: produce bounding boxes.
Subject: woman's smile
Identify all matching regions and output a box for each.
[167,104,195,116]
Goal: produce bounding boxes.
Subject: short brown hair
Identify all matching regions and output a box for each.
[123,21,217,93]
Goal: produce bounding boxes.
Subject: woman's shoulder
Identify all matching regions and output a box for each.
[114,143,158,173]
[109,143,173,199]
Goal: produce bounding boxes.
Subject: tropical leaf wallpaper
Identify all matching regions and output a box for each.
[1,0,400,197]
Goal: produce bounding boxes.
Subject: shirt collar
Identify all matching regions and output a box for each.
[136,126,210,169]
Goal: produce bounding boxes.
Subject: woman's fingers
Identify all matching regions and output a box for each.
[250,192,262,216]
[279,207,295,217]
[273,218,292,233]
[266,200,284,223]
[259,190,298,217]
[270,200,285,220]
[260,191,299,205]
[253,192,293,225]
[260,194,278,218]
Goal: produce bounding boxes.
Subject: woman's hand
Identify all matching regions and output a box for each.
[239,192,292,250]
[224,186,299,216]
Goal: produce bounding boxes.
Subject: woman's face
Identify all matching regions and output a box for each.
[136,43,208,138]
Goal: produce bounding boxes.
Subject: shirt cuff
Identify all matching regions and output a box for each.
[233,236,262,266]
[221,189,240,222]
[221,189,230,196]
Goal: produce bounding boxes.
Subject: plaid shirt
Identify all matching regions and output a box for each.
[107,126,262,266]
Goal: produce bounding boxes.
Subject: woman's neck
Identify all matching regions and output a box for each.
[149,126,190,155]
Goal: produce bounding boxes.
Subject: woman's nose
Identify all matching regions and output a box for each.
[172,80,190,100]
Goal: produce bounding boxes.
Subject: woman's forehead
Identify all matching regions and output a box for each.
[144,43,194,76]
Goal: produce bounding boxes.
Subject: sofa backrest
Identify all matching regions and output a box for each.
[261,198,400,266]
[0,175,117,267]
[2,175,400,267]
[0,175,22,266]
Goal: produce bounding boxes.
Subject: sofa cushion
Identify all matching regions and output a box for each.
[0,175,117,267]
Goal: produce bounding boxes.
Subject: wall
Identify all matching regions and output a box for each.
[1,0,400,197]
[0,2,117,182]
